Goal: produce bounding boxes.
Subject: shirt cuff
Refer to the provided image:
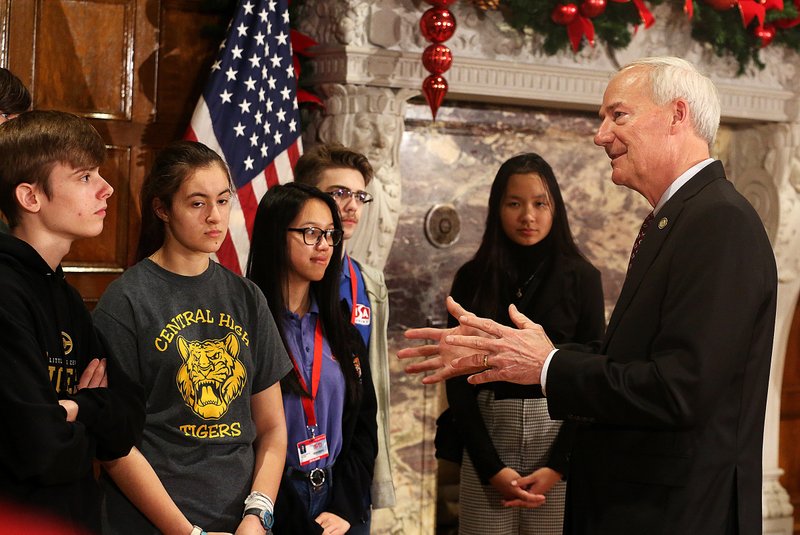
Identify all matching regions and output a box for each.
[540,348,558,396]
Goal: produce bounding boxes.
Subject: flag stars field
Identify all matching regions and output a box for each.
[185,0,302,274]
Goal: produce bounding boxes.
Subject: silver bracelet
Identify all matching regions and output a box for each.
[190,525,206,535]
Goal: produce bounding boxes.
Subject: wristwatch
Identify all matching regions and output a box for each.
[244,507,274,530]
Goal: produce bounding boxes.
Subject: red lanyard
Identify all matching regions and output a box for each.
[346,255,358,325]
[289,319,323,428]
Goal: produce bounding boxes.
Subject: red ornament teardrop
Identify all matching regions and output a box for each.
[422,74,448,120]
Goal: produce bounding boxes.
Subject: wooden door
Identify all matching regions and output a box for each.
[2,0,225,306]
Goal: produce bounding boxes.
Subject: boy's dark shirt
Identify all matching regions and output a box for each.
[0,232,144,532]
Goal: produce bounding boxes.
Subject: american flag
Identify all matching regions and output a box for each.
[185,0,302,274]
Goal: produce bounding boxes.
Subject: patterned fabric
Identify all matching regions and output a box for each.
[459,391,566,535]
[628,211,655,269]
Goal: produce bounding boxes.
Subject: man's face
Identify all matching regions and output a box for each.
[35,163,113,240]
[316,167,368,241]
[593,67,675,197]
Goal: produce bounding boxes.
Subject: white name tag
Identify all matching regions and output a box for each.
[297,434,329,466]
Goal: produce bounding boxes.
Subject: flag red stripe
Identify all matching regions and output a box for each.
[237,181,259,240]
[265,162,280,189]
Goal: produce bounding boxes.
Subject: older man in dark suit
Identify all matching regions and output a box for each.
[400,57,777,535]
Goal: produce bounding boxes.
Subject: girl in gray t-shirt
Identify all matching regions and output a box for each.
[94,141,291,535]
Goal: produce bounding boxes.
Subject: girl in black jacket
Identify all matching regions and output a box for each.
[443,153,605,534]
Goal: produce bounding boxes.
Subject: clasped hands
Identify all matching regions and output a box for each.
[397,296,554,386]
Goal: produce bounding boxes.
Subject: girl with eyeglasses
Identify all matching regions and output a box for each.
[94,141,291,535]
[247,182,378,535]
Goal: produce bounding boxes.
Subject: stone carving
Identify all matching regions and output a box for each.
[763,470,795,519]
[296,0,369,47]
[304,83,416,270]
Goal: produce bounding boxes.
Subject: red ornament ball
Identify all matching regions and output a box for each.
[422,74,449,120]
[580,0,607,17]
[422,43,453,75]
[551,3,579,25]
[703,0,737,9]
[420,7,457,44]
[754,24,776,46]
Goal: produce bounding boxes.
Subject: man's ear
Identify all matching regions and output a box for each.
[153,198,169,223]
[671,99,689,131]
[14,183,42,215]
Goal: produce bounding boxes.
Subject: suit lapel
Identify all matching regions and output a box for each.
[602,161,726,349]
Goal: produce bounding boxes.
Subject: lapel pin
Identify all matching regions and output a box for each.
[658,217,668,229]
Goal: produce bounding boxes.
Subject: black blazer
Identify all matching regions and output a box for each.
[445,253,605,482]
[547,162,777,534]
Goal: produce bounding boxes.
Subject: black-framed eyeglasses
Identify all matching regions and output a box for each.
[326,187,373,205]
[287,227,344,247]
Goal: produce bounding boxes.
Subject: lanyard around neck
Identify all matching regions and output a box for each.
[289,318,324,428]
[346,255,358,325]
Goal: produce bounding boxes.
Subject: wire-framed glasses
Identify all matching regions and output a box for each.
[326,187,373,205]
[287,227,344,247]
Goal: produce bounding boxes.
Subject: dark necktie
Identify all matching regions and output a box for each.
[628,212,655,269]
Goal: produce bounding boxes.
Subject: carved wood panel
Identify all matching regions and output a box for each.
[1,0,226,304]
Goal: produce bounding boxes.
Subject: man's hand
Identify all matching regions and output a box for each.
[397,297,491,384]
[447,304,555,386]
[78,358,107,389]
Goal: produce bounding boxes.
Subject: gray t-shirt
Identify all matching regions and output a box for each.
[94,259,291,533]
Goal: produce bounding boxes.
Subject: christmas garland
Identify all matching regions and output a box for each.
[492,0,800,74]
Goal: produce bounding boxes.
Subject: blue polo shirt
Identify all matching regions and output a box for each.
[340,254,372,347]
[281,298,344,470]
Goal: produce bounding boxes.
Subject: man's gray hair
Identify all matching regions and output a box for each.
[621,57,721,147]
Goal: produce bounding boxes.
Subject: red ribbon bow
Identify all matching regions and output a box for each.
[567,14,596,51]
[739,0,784,28]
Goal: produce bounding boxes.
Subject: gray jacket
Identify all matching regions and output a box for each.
[358,261,396,509]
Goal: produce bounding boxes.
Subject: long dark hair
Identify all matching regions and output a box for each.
[468,153,585,319]
[136,141,231,262]
[246,182,360,401]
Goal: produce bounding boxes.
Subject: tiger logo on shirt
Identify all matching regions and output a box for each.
[175,332,247,419]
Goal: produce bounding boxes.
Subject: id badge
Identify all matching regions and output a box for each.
[297,434,329,466]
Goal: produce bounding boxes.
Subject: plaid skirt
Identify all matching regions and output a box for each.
[458,390,566,535]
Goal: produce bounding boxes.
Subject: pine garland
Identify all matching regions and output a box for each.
[495,0,800,74]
